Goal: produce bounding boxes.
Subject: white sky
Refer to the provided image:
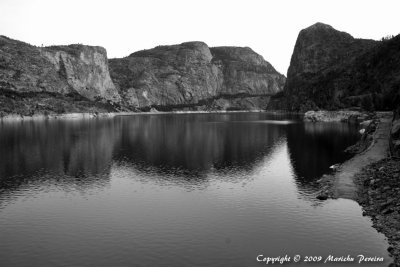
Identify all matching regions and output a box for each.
[1,0,399,75]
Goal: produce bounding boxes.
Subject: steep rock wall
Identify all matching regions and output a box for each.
[0,36,120,102]
[282,23,381,111]
[109,42,285,110]
[109,42,220,108]
[281,22,400,112]
[211,46,285,96]
[42,45,120,102]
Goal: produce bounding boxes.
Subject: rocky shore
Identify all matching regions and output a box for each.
[0,109,269,122]
[356,158,400,266]
[314,112,391,199]
[303,110,373,122]
[354,109,400,266]
[313,110,400,265]
[0,111,136,121]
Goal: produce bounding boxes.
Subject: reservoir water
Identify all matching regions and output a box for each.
[0,113,391,266]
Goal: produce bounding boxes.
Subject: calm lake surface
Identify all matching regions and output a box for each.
[0,113,391,266]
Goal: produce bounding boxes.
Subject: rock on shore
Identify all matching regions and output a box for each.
[303,110,372,122]
[356,158,400,266]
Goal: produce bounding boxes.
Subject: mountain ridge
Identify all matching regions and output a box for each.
[1,23,399,117]
[0,36,285,115]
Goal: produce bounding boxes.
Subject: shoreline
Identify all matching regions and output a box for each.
[304,110,373,122]
[356,158,400,266]
[316,112,393,200]
[333,112,393,199]
[314,111,399,265]
[0,109,300,122]
[5,108,374,122]
[0,112,135,121]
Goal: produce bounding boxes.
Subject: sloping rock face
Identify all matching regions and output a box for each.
[109,42,285,111]
[281,22,400,112]
[210,46,285,96]
[109,42,220,108]
[0,35,120,103]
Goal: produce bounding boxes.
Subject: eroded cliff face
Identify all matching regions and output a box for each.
[211,46,285,96]
[0,35,120,115]
[282,23,383,111]
[42,45,120,102]
[109,42,220,108]
[109,42,285,111]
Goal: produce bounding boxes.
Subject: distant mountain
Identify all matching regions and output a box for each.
[271,22,400,111]
[109,42,285,111]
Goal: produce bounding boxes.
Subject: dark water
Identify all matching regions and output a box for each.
[0,113,390,266]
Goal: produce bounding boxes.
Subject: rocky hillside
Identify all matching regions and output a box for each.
[0,35,122,116]
[42,45,120,102]
[275,22,400,112]
[0,36,120,101]
[109,42,285,111]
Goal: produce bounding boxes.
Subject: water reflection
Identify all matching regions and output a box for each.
[0,113,358,200]
[115,114,287,177]
[0,113,390,266]
[287,122,359,193]
[0,119,121,193]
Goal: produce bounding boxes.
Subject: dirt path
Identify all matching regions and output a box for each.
[333,112,393,199]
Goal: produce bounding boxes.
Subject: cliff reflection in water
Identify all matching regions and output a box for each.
[287,122,359,182]
[0,119,121,192]
[0,113,359,197]
[115,114,287,177]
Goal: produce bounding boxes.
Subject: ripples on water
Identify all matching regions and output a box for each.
[0,113,391,266]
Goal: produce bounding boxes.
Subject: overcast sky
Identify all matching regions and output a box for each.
[1,0,399,75]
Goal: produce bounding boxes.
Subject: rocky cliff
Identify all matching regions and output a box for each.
[109,42,285,111]
[278,22,400,112]
[0,36,121,116]
[0,36,120,101]
[42,45,120,102]
[0,36,285,115]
